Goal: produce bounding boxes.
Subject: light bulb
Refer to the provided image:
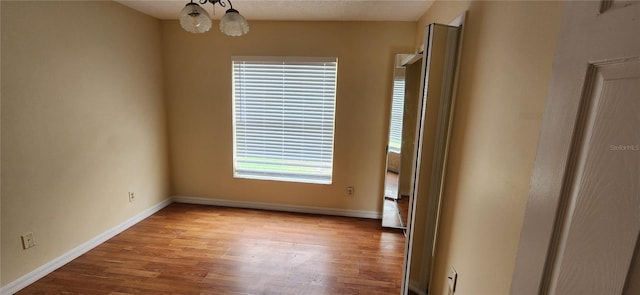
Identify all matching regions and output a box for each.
[179,3,212,33]
[191,15,201,28]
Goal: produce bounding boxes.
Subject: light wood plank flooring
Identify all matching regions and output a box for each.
[18,203,406,294]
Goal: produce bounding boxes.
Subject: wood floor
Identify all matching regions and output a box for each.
[18,203,406,295]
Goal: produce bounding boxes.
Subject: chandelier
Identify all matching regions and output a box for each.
[179,0,249,36]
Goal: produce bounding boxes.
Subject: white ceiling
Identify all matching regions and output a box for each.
[116,0,434,21]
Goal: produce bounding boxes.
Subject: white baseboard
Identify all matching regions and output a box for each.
[172,195,381,219]
[0,198,172,295]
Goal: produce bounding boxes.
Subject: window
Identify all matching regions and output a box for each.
[388,78,405,153]
[232,57,338,184]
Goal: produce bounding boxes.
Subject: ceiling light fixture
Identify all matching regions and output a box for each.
[179,0,249,36]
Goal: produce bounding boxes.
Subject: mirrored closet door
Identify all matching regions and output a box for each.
[382,54,423,230]
[402,23,463,294]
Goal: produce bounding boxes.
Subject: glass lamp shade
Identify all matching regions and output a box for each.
[179,3,212,33]
[219,9,250,37]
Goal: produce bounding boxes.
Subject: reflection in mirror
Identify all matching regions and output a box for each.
[382,54,422,230]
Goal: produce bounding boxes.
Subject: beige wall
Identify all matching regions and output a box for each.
[387,151,401,174]
[399,60,422,197]
[412,1,563,294]
[1,1,170,285]
[162,21,415,213]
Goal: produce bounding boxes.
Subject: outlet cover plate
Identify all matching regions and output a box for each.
[347,186,354,195]
[129,192,136,202]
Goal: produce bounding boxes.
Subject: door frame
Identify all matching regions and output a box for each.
[510,1,640,293]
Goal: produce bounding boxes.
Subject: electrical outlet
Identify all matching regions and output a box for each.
[447,267,458,295]
[21,232,36,250]
[128,192,136,202]
[347,186,354,195]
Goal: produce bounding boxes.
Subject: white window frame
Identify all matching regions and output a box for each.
[232,56,338,184]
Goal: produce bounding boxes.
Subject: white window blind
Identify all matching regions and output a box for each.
[232,57,338,184]
[388,79,405,153]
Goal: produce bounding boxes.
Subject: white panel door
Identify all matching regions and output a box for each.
[549,57,640,295]
[511,1,640,294]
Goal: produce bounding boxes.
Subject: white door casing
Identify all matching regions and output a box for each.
[511,1,640,295]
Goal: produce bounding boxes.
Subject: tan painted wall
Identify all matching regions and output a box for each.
[1,1,170,285]
[411,1,563,294]
[399,60,422,197]
[387,151,401,174]
[162,21,416,213]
